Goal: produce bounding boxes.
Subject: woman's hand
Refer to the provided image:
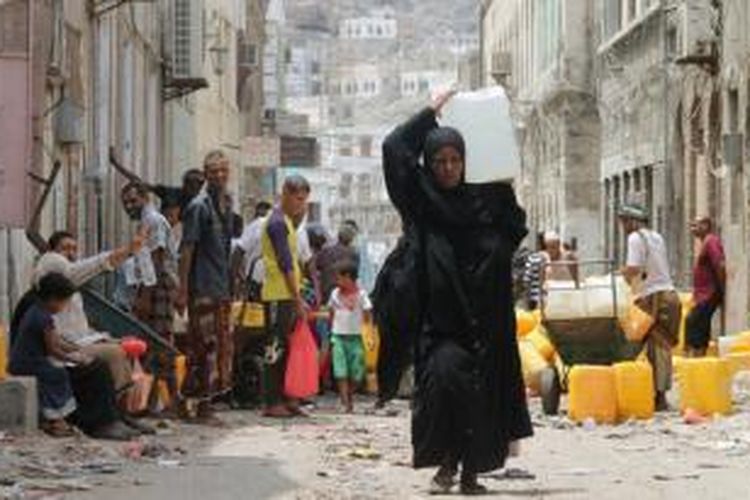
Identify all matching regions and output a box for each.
[430,89,457,116]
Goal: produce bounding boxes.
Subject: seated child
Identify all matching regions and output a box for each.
[10,273,136,440]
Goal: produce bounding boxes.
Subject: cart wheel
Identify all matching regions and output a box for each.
[540,367,561,416]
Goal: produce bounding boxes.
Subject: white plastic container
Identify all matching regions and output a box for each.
[440,87,520,184]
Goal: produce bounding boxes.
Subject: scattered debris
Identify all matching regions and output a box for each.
[652,474,700,482]
[484,468,536,481]
[347,447,382,460]
[156,459,183,468]
[557,468,602,477]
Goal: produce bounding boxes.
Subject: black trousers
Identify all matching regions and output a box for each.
[685,301,719,350]
[261,301,297,407]
[67,360,120,434]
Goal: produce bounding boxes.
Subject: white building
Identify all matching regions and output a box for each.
[339,8,397,40]
[263,0,287,120]
[400,70,455,97]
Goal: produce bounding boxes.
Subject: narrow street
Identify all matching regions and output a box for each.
[5,392,750,500]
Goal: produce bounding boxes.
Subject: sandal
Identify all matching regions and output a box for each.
[41,419,76,438]
[429,467,457,495]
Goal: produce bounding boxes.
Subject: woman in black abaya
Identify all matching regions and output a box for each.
[375,92,532,494]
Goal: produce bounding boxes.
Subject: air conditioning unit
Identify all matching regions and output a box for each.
[723,134,743,169]
[170,0,203,79]
[491,50,512,83]
[678,0,717,60]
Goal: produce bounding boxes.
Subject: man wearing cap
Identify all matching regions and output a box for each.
[619,203,681,411]
[686,216,726,357]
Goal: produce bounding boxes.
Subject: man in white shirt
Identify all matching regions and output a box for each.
[121,182,178,339]
[231,202,272,300]
[619,203,682,411]
[33,231,140,405]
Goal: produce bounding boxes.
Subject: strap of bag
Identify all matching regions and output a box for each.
[632,230,658,320]
[636,229,650,281]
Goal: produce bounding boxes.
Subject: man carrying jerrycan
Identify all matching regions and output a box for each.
[619,203,682,412]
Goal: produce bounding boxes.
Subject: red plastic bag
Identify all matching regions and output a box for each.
[284,320,320,399]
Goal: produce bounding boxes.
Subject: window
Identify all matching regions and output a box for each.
[666,26,679,59]
[239,42,257,67]
[360,136,373,157]
[729,89,739,133]
[627,0,637,22]
[603,0,622,40]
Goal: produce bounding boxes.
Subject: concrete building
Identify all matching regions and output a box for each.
[596,1,721,281]
[481,0,602,260]
[597,1,673,268]
[0,0,262,321]
[339,8,397,41]
[399,69,455,97]
[263,0,287,122]
[716,0,750,331]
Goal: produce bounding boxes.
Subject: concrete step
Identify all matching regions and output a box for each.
[0,376,38,434]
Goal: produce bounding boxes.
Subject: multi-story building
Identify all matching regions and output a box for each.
[263,0,287,122]
[338,8,397,41]
[481,0,602,260]
[596,1,721,280]
[0,0,261,320]
[717,0,750,330]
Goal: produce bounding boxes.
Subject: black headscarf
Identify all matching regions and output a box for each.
[423,126,466,171]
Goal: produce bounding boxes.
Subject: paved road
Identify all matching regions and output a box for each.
[68,393,750,499]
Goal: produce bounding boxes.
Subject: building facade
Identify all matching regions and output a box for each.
[717,0,750,331]
[481,0,602,260]
[0,0,261,321]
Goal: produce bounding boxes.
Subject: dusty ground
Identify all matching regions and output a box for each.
[4,388,750,500]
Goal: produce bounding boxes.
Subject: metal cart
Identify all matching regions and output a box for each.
[538,259,641,415]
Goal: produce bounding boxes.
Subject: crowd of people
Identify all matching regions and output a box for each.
[4,91,730,495]
[7,147,377,438]
[517,205,726,413]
